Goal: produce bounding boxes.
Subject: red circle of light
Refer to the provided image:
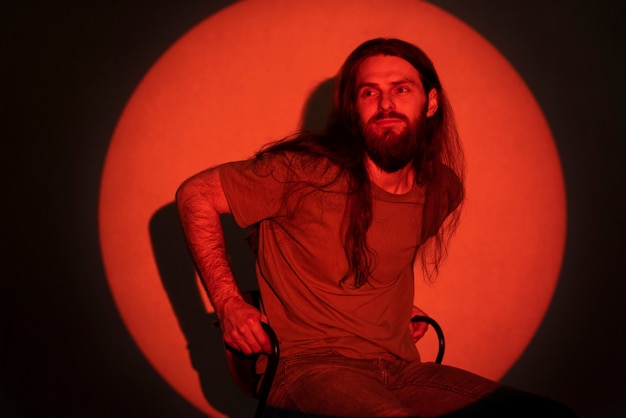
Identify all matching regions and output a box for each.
[99,0,566,416]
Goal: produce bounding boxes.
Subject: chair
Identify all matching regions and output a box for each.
[214,290,445,418]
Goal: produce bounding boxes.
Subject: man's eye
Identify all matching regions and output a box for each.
[396,86,409,94]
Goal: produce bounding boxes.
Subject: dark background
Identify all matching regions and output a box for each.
[3,1,625,417]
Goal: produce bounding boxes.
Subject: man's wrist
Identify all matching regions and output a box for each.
[215,293,245,319]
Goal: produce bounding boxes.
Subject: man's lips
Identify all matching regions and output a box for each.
[371,111,408,124]
[373,117,404,125]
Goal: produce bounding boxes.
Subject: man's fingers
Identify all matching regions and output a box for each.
[252,324,272,353]
[225,317,270,355]
[410,320,429,343]
[220,303,273,354]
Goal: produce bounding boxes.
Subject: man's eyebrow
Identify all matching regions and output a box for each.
[357,81,378,90]
[390,78,418,86]
[357,78,418,89]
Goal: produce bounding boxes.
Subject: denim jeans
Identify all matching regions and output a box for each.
[264,351,577,417]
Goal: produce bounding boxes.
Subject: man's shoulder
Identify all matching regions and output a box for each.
[253,150,344,183]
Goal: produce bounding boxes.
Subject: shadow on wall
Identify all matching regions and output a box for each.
[148,78,334,415]
[150,206,258,415]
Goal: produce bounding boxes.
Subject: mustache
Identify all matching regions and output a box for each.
[370,110,409,123]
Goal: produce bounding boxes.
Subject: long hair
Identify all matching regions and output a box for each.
[253,38,465,287]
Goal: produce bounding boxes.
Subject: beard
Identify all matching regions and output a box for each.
[360,109,428,173]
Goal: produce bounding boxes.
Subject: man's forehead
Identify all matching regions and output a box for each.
[357,55,421,84]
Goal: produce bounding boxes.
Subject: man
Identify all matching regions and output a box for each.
[177,38,576,417]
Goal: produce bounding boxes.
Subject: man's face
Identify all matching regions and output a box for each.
[356,54,437,172]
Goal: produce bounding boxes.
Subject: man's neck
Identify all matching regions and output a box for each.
[365,156,415,194]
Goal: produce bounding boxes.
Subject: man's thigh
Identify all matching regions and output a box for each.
[389,361,576,417]
[267,351,416,417]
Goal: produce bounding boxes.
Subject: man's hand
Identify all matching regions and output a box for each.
[409,305,429,343]
[219,297,272,355]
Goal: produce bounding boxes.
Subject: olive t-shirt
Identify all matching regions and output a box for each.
[219,153,425,362]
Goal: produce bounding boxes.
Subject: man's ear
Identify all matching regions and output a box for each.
[426,88,439,117]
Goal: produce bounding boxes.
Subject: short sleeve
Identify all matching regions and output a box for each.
[218,156,288,228]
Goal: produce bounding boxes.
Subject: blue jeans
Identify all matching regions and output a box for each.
[264,351,577,417]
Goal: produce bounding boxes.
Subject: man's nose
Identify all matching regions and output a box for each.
[378,92,395,111]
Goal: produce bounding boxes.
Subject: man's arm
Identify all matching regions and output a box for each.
[176,167,271,354]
